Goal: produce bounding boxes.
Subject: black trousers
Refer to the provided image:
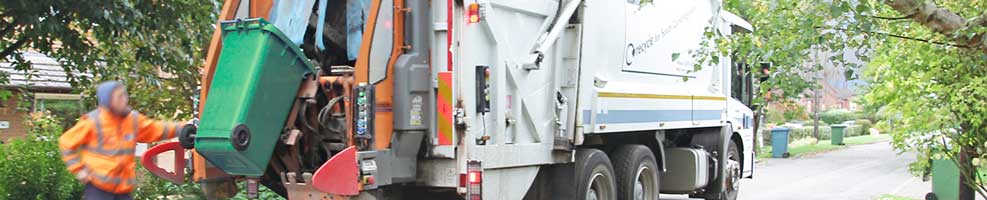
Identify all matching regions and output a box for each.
[84,184,133,200]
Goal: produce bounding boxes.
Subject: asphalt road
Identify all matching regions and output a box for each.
[662,141,929,200]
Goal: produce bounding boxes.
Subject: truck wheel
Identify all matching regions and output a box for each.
[613,145,659,200]
[695,140,741,200]
[576,148,617,200]
[721,141,741,200]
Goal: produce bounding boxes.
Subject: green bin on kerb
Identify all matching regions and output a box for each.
[929,158,961,200]
[830,124,847,145]
[194,18,315,177]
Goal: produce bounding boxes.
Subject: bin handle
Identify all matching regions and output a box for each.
[141,141,186,184]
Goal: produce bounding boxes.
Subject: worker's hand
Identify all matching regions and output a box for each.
[75,169,91,183]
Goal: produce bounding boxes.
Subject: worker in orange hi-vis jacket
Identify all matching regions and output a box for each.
[59,81,189,200]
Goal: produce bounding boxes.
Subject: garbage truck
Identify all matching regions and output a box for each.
[140,0,762,199]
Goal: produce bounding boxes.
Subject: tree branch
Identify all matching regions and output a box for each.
[823,26,972,48]
[0,36,29,60]
[865,13,915,20]
[885,0,987,50]
[0,19,13,37]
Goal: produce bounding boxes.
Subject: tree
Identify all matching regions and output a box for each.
[0,0,219,118]
[710,0,987,198]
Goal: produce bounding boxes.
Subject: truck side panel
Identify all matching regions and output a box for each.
[579,0,727,134]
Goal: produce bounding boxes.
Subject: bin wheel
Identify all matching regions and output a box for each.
[178,124,197,149]
[783,152,791,158]
[925,192,937,200]
[231,124,251,151]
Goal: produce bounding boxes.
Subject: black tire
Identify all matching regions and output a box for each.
[613,145,660,200]
[714,141,741,200]
[694,139,741,200]
[231,124,251,151]
[576,148,618,200]
[178,124,197,149]
[925,192,937,200]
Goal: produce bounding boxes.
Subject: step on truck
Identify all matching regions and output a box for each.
[142,0,762,199]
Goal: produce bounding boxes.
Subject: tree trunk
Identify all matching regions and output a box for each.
[958,148,976,200]
[813,86,820,140]
[885,0,987,50]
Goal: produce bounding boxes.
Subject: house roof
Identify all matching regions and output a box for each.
[0,52,78,91]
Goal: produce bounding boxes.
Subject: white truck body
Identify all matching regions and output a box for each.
[420,0,757,199]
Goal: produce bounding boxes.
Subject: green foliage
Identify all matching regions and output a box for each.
[761,124,868,144]
[0,0,219,119]
[758,134,890,159]
[819,109,855,124]
[34,98,86,131]
[0,113,82,200]
[713,0,987,196]
[858,1,987,193]
[229,182,284,200]
[133,160,206,200]
[134,167,282,199]
[766,100,810,125]
[855,119,873,134]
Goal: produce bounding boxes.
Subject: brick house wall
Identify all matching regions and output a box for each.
[0,93,28,142]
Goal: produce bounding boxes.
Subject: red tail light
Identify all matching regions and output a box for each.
[461,160,482,200]
[468,3,481,23]
[468,170,482,184]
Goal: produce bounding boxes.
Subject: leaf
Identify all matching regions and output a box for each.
[672,53,681,61]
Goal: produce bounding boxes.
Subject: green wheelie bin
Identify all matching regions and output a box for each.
[830,124,847,145]
[193,18,315,177]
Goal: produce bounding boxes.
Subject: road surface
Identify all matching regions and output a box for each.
[736,141,927,199]
[662,141,929,200]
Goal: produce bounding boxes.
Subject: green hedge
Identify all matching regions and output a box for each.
[819,109,856,124]
[761,124,867,145]
[0,114,83,200]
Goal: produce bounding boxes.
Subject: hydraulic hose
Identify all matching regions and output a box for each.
[299,99,319,133]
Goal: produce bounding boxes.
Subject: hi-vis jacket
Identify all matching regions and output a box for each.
[59,108,184,194]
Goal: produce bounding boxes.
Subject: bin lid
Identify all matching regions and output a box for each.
[771,127,790,132]
[218,18,315,73]
[831,124,849,128]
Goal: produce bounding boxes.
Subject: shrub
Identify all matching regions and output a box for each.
[766,109,786,125]
[761,126,832,144]
[855,119,873,134]
[0,113,83,200]
[819,109,855,124]
[134,162,281,200]
[133,160,205,200]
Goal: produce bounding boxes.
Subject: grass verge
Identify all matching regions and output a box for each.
[874,194,918,200]
[757,134,892,159]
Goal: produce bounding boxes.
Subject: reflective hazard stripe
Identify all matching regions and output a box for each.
[161,122,171,141]
[86,109,135,156]
[160,122,182,142]
[437,72,454,145]
[85,147,135,156]
[88,110,104,148]
[61,149,79,157]
[91,173,136,186]
[172,123,181,139]
[129,111,138,142]
[64,156,81,166]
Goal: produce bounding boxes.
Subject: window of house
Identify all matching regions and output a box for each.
[33,93,85,130]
